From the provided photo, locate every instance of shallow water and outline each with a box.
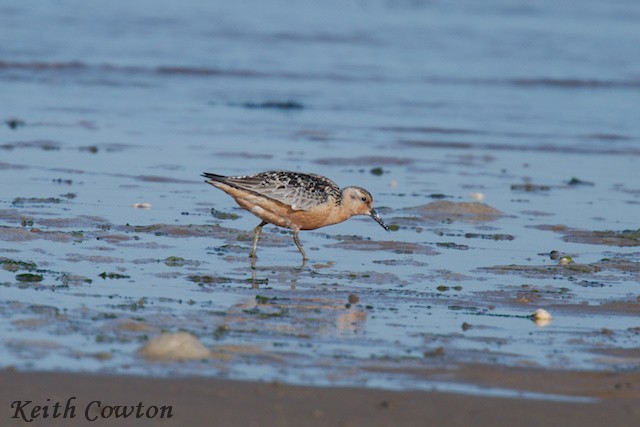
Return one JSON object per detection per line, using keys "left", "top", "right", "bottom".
{"left": 1, "top": 0, "right": 639, "bottom": 399}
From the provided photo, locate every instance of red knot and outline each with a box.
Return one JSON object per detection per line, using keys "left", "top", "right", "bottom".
{"left": 202, "top": 171, "right": 388, "bottom": 260}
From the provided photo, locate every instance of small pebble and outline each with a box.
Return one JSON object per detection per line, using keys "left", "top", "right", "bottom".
{"left": 348, "top": 293, "right": 359, "bottom": 304}
{"left": 378, "top": 400, "right": 391, "bottom": 409}
{"left": 423, "top": 346, "right": 445, "bottom": 357}
{"left": 139, "top": 332, "right": 210, "bottom": 361}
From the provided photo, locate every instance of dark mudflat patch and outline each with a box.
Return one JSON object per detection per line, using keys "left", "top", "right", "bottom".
{"left": 0, "top": 161, "right": 28, "bottom": 170}
{"left": 118, "top": 223, "right": 243, "bottom": 240}
{"left": 463, "top": 232, "right": 514, "bottom": 241}
{"left": 536, "top": 225, "right": 640, "bottom": 246}
{"left": 511, "top": 183, "right": 551, "bottom": 192}
{"left": 1, "top": 257, "right": 38, "bottom": 272}
{"left": 1, "top": 139, "right": 61, "bottom": 151}
{"left": 12, "top": 197, "right": 64, "bottom": 206}
{"left": 214, "top": 151, "right": 274, "bottom": 160}
{"left": 402, "top": 201, "right": 503, "bottom": 223}
{"left": 0, "top": 226, "right": 83, "bottom": 243}
{"left": 480, "top": 257, "right": 640, "bottom": 282}
{"left": 314, "top": 156, "right": 414, "bottom": 166}
{"left": 520, "top": 210, "right": 555, "bottom": 217}
{"left": 328, "top": 239, "right": 438, "bottom": 255}
{"left": 235, "top": 100, "right": 304, "bottom": 110}
{"left": 36, "top": 215, "right": 110, "bottom": 228}
{"left": 134, "top": 175, "right": 197, "bottom": 184}
{"left": 400, "top": 139, "right": 640, "bottom": 156}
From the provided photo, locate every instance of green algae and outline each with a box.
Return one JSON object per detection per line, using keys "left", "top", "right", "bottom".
{"left": 16, "top": 273, "right": 43, "bottom": 282}
{"left": 99, "top": 272, "right": 131, "bottom": 280}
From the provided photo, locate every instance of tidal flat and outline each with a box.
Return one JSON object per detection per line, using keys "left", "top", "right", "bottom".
{"left": 1, "top": 0, "right": 640, "bottom": 424}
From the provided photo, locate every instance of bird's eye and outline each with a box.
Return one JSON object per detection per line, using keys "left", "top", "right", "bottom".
{"left": 361, "top": 197, "right": 367, "bottom": 202}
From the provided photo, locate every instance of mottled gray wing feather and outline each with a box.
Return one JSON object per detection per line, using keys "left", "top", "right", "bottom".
{"left": 223, "top": 171, "right": 341, "bottom": 211}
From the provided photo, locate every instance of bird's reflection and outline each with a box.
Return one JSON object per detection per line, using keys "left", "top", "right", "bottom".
{"left": 249, "top": 257, "right": 307, "bottom": 290}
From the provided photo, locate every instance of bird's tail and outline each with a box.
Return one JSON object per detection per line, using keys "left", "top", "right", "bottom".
{"left": 201, "top": 172, "right": 227, "bottom": 182}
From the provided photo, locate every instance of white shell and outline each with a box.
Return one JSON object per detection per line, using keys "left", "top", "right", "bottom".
{"left": 532, "top": 308, "right": 553, "bottom": 320}
{"left": 532, "top": 308, "right": 553, "bottom": 326}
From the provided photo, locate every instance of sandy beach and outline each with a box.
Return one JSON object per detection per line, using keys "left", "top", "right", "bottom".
{"left": 3, "top": 367, "right": 640, "bottom": 427}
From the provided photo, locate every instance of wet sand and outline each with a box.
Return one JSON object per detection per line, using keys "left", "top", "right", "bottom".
{"left": 3, "top": 367, "right": 639, "bottom": 427}
{"left": 2, "top": 1, "right": 640, "bottom": 425}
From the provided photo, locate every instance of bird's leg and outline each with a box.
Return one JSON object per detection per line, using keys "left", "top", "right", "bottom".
{"left": 292, "top": 229, "right": 308, "bottom": 261}
{"left": 250, "top": 221, "right": 268, "bottom": 258}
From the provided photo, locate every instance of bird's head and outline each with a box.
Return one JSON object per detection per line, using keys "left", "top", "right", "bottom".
{"left": 342, "top": 187, "right": 389, "bottom": 231}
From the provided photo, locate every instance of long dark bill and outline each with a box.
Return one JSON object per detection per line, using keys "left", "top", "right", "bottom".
{"left": 369, "top": 208, "right": 389, "bottom": 231}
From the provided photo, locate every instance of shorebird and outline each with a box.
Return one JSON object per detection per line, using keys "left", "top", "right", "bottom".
{"left": 202, "top": 171, "right": 388, "bottom": 260}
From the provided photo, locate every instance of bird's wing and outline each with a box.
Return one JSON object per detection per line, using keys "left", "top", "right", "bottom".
{"left": 223, "top": 171, "right": 341, "bottom": 211}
